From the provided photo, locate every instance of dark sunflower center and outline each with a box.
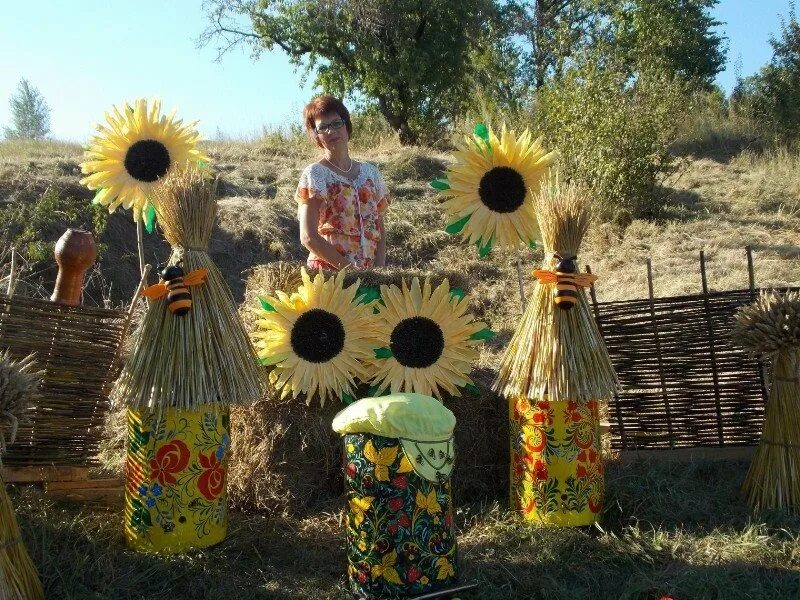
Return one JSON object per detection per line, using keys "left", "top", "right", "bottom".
{"left": 290, "top": 308, "right": 345, "bottom": 363}
{"left": 390, "top": 317, "right": 445, "bottom": 368}
{"left": 478, "top": 166, "right": 526, "bottom": 213}
{"left": 124, "top": 139, "right": 171, "bottom": 182}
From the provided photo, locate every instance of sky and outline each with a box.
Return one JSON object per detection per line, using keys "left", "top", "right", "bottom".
{"left": 0, "top": 0, "right": 795, "bottom": 141}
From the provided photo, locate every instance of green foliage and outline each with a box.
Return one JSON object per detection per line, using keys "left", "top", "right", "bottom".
{"left": 511, "top": 0, "right": 725, "bottom": 89}
{"left": 733, "top": 4, "right": 800, "bottom": 145}
{"left": 534, "top": 57, "right": 689, "bottom": 219}
{"left": 3, "top": 78, "right": 51, "bottom": 140}
{"left": 0, "top": 188, "right": 107, "bottom": 263}
{"left": 609, "top": 0, "right": 726, "bottom": 85}
{"left": 203, "top": 0, "right": 496, "bottom": 144}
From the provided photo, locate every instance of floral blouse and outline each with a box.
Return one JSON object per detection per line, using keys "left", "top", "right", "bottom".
{"left": 296, "top": 161, "right": 390, "bottom": 270}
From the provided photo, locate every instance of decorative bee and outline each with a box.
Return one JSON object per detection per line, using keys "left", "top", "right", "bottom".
{"left": 142, "top": 264, "right": 208, "bottom": 316}
{"left": 533, "top": 253, "right": 597, "bottom": 310}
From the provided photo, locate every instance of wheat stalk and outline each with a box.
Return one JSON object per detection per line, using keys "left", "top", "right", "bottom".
{"left": 735, "top": 290, "right": 800, "bottom": 511}
{"left": 113, "top": 168, "right": 264, "bottom": 413}
{"left": 494, "top": 181, "right": 618, "bottom": 402}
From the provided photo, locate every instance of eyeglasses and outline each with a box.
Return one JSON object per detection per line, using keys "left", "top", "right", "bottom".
{"left": 315, "top": 118, "right": 346, "bottom": 134}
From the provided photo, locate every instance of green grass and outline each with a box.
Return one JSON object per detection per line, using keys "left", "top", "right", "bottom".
{"left": 10, "top": 458, "right": 800, "bottom": 599}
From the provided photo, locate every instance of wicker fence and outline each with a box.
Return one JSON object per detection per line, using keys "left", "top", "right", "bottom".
{"left": 0, "top": 294, "right": 127, "bottom": 466}
{"left": 589, "top": 249, "right": 793, "bottom": 451}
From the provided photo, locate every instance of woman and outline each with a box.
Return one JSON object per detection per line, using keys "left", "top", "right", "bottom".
{"left": 296, "top": 96, "right": 390, "bottom": 271}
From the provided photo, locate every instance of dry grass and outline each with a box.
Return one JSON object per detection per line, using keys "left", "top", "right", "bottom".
{"left": 10, "top": 457, "right": 800, "bottom": 599}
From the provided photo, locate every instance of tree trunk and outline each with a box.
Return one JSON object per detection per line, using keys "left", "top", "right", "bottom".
{"left": 377, "top": 95, "right": 418, "bottom": 145}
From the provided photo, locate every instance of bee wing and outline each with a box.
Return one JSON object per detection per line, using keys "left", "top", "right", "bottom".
{"left": 532, "top": 269, "right": 558, "bottom": 284}
{"left": 141, "top": 282, "right": 168, "bottom": 299}
{"left": 183, "top": 268, "right": 209, "bottom": 286}
{"left": 574, "top": 273, "right": 598, "bottom": 287}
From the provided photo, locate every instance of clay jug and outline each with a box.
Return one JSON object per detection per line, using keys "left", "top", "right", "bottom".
{"left": 51, "top": 229, "right": 97, "bottom": 306}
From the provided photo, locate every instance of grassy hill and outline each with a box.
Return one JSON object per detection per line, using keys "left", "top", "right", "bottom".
{"left": 1, "top": 135, "right": 798, "bottom": 313}
{"left": 3, "top": 134, "right": 800, "bottom": 598}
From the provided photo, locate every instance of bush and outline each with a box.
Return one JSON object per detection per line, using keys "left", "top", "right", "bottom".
{"left": 533, "top": 61, "right": 689, "bottom": 220}
{"left": 0, "top": 187, "right": 107, "bottom": 263}
{"left": 732, "top": 6, "right": 800, "bottom": 146}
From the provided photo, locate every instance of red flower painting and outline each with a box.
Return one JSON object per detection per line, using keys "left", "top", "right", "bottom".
{"left": 149, "top": 440, "right": 190, "bottom": 486}
{"left": 198, "top": 450, "right": 226, "bottom": 501}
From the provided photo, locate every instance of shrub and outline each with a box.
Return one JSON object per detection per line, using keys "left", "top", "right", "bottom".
{"left": 533, "top": 61, "right": 689, "bottom": 220}
{"left": 0, "top": 187, "right": 107, "bottom": 263}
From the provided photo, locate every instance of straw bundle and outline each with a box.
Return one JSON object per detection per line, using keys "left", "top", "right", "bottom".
{"left": 112, "top": 168, "right": 263, "bottom": 411}
{"left": 493, "top": 182, "right": 617, "bottom": 402}
{"left": 0, "top": 350, "right": 44, "bottom": 600}
{"left": 734, "top": 290, "right": 800, "bottom": 511}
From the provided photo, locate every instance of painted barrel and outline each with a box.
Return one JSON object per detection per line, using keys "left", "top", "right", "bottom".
{"left": 124, "top": 405, "right": 230, "bottom": 554}
{"left": 509, "top": 396, "right": 604, "bottom": 526}
{"left": 334, "top": 394, "right": 459, "bottom": 599}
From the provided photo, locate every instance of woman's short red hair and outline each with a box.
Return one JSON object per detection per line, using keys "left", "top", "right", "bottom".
{"left": 303, "top": 95, "right": 353, "bottom": 146}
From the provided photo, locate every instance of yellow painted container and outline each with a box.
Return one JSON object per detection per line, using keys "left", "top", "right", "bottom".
{"left": 124, "top": 405, "right": 230, "bottom": 554}
{"left": 509, "top": 396, "right": 603, "bottom": 526}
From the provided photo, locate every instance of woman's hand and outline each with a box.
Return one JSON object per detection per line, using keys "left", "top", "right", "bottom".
{"left": 375, "top": 215, "right": 387, "bottom": 267}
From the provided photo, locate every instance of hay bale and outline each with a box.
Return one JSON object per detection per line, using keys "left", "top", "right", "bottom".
{"left": 228, "top": 395, "right": 343, "bottom": 514}
{"left": 227, "top": 369, "right": 509, "bottom": 515}
{"left": 227, "top": 262, "right": 508, "bottom": 515}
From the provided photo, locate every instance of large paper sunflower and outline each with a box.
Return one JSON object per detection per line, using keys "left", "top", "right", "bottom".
{"left": 80, "top": 99, "right": 208, "bottom": 222}
{"left": 368, "top": 277, "right": 493, "bottom": 400}
{"left": 432, "top": 123, "right": 555, "bottom": 256}
{"left": 253, "top": 268, "right": 378, "bottom": 406}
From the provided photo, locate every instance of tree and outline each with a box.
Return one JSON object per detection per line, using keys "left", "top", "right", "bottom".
{"left": 201, "top": 0, "right": 497, "bottom": 144}
{"left": 3, "top": 78, "right": 51, "bottom": 140}
{"left": 512, "top": 0, "right": 725, "bottom": 89}
{"left": 609, "top": 0, "right": 726, "bottom": 85}
{"left": 733, "top": 4, "right": 800, "bottom": 144}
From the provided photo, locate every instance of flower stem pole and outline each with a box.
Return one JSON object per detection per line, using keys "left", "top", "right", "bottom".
{"left": 136, "top": 218, "right": 146, "bottom": 279}
{"left": 516, "top": 253, "right": 526, "bottom": 307}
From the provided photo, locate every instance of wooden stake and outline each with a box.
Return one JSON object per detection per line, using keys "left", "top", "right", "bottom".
{"left": 6, "top": 247, "right": 16, "bottom": 297}
{"left": 700, "top": 250, "right": 725, "bottom": 445}
{"left": 746, "top": 245, "right": 756, "bottom": 295}
{"left": 515, "top": 254, "right": 526, "bottom": 307}
{"left": 647, "top": 258, "right": 674, "bottom": 447}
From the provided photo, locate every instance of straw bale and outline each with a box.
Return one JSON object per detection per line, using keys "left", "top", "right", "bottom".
{"left": 227, "top": 368, "right": 508, "bottom": 515}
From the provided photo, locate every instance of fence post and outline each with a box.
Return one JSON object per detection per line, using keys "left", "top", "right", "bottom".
{"left": 647, "top": 259, "right": 674, "bottom": 447}
{"left": 745, "top": 246, "right": 770, "bottom": 407}
{"left": 746, "top": 245, "right": 756, "bottom": 295}
{"left": 700, "top": 251, "right": 725, "bottom": 446}
{"left": 585, "top": 265, "right": 627, "bottom": 449}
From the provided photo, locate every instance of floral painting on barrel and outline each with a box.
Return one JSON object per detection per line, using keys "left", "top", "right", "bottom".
{"left": 344, "top": 432, "right": 458, "bottom": 598}
{"left": 510, "top": 397, "right": 604, "bottom": 525}
{"left": 125, "top": 407, "right": 230, "bottom": 553}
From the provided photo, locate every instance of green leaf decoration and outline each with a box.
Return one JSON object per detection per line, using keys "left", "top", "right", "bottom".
{"left": 477, "top": 234, "right": 494, "bottom": 258}
{"left": 474, "top": 123, "right": 489, "bottom": 143}
{"left": 464, "top": 383, "right": 481, "bottom": 395}
{"left": 469, "top": 328, "right": 496, "bottom": 341}
{"left": 129, "top": 422, "right": 150, "bottom": 454}
{"left": 529, "top": 239, "right": 537, "bottom": 249}
{"left": 258, "top": 296, "right": 276, "bottom": 312}
{"left": 342, "top": 392, "right": 356, "bottom": 405}
{"left": 450, "top": 288, "right": 465, "bottom": 301}
{"left": 92, "top": 189, "right": 105, "bottom": 204}
{"left": 197, "top": 160, "right": 207, "bottom": 168}
{"left": 258, "top": 352, "right": 288, "bottom": 366}
{"left": 368, "top": 385, "right": 389, "bottom": 397}
{"left": 445, "top": 213, "right": 471, "bottom": 235}
{"left": 144, "top": 202, "right": 156, "bottom": 234}
{"left": 374, "top": 347, "right": 393, "bottom": 359}
{"left": 356, "top": 286, "right": 381, "bottom": 305}
{"left": 430, "top": 178, "right": 450, "bottom": 191}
